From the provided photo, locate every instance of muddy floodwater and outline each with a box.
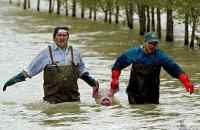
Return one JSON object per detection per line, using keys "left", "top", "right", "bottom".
{"left": 0, "top": 1, "right": 200, "bottom": 130}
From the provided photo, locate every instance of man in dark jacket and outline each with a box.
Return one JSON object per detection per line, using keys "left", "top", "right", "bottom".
{"left": 107, "top": 32, "right": 193, "bottom": 104}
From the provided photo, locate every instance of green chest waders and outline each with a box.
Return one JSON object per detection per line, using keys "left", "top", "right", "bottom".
{"left": 127, "top": 62, "right": 161, "bottom": 104}
{"left": 43, "top": 46, "right": 80, "bottom": 104}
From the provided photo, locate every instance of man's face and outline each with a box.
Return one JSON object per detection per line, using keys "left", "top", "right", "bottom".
{"left": 54, "top": 31, "right": 69, "bottom": 48}
{"left": 144, "top": 42, "right": 158, "bottom": 54}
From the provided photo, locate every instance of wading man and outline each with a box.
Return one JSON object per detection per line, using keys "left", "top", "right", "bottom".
{"left": 108, "top": 32, "right": 193, "bottom": 104}
{"left": 3, "top": 26, "right": 99, "bottom": 104}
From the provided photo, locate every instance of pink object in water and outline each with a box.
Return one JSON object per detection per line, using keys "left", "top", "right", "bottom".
{"left": 100, "top": 96, "right": 112, "bottom": 106}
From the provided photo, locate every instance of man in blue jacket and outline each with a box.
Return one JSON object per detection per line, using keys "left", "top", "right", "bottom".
{"left": 108, "top": 32, "right": 193, "bottom": 104}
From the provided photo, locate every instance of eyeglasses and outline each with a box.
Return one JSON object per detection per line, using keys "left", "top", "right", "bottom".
{"left": 148, "top": 41, "right": 158, "bottom": 46}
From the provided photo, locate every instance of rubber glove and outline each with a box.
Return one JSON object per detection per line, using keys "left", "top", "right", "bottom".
{"left": 179, "top": 73, "right": 193, "bottom": 94}
{"left": 92, "top": 80, "right": 99, "bottom": 98}
{"left": 80, "top": 72, "right": 96, "bottom": 86}
{"left": 3, "top": 72, "right": 27, "bottom": 91}
{"left": 109, "top": 69, "right": 120, "bottom": 97}
{"left": 80, "top": 72, "right": 99, "bottom": 98}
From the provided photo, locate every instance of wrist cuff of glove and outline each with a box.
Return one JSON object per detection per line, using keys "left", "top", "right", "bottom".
{"left": 179, "top": 73, "right": 189, "bottom": 84}
{"left": 112, "top": 69, "right": 120, "bottom": 80}
{"left": 80, "top": 72, "right": 96, "bottom": 87}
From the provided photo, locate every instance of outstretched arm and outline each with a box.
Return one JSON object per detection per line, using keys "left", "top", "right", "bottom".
{"left": 109, "top": 48, "right": 138, "bottom": 96}
{"left": 3, "top": 71, "right": 29, "bottom": 91}
{"left": 3, "top": 47, "right": 49, "bottom": 92}
{"left": 160, "top": 51, "right": 193, "bottom": 93}
{"left": 78, "top": 50, "right": 99, "bottom": 98}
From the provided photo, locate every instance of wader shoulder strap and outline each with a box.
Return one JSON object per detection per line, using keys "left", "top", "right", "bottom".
{"left": 69, "top": 46, "right": 75, "bottom": 66}
{"left": 48, "top": 45, "right": 55, "bottom": 64}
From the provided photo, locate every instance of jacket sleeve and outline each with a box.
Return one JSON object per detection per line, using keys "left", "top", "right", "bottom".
{"left": 112, "top": 48, "right": 138, "bottom": 70}
{"left": 159, "top": 50, "right": 184, "bottom": 78}
{"left": 26, "top": 47, "right": 50, "bottom": 77}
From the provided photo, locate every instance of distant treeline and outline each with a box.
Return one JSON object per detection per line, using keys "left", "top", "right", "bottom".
{"left": 9, "top": 0, "right": 200, "bottom": 48}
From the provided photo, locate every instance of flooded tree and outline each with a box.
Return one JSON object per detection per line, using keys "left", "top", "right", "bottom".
{"left": 115, "top": 0, "right": 120, "bottom": 24}
{"left": 65, "top": 0, "right": 69, "bottom": 16}
{"left": 190, "top": 9, "right": 199, "bottom": 48}
{"left": 146, "top": 6, "right": 150, "bottom": 32}
{"left": 72, "top": 0, "right": 76, "bottom": 17}
{"left": 49, "top": 0, "right": 53, "bottom": 13}
{"left": 23, "top": 0, "right": 27, "bottom": 9}
{"left": 184, "top": 14, "right": 189, "bottom": 46}
{"left": 17, "top": 0, "right": 21, "bottom": 7}
{"left": 137, "top": 3, "right": 146, "bottom": 35}
{"left": 27, "top": 0, "right": 30, "bottom": 8}
{"left": 98, "top": 0, "right": 108, "bottom": 22}
{"left": 37, "top": 0, "right": 40, "bottom": 11}
{"left": 175, "top": 0, "right": 200, "bottom": 48}
{"left": 125, "top": 0, "right": 134, "bottom": 29}
{"left": 151, "top": 7, "right": 155, "bottom": 32}
{"left": 48, "top": 0, "right": 55, "bottom": 13}
{"left": 9, "top": 0, "right": 200, "bottom": 47}
{"left": 80, "top": 0, "right": 85, "bottom": 18}
{"left": 156, "top": 8, "right": 161, "bottom": 39}
{"left": 56, "top": 0, "right": 61, "bottom": 15}
{"left": 166, "top": 9, "right": 174, "bottom": 42}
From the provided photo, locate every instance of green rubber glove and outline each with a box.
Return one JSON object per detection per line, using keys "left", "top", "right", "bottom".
{"left": 3, "top": 72, "right": 27, "bottom": 91}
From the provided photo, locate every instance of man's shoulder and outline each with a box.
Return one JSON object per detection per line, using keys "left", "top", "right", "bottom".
{"left": 155, "top": 48, "right": 165, "bottom": 54}
{"left": 69, "top": 46, "right": 81, "bottom": 55}
{"left": 127, "top": 46, "right": 141, "bottom": 53}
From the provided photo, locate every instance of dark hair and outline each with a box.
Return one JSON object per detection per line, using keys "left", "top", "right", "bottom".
{"left": 53, "top": 26, "right": 69, "bottom": 38}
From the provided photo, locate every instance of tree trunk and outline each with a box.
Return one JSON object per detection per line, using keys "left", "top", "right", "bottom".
{"left": 81, "top": 1, "right": 85, "bottom": 18}
{"left": 23, "top": 0, "right": 27, "bottom": 10}
{"left": 128, "top": 0, "right": 134, "bottom": 29}
{"left": 156, "top": 8, "right": 161, "bottom": 39}
{"left": 108, "top": 7, "right": 112, "bottom": 24}
{"left": 190, "top": 21, "right": 195, "bottom": 48}
{"left": 52, "top": 0, "right": 55, "bottom": 12}
{"left": 65, "top": 0, "right": 68, "bottom": 16}
{"left": 27, "top": 0, "right": 30, "bottom": 8}
{"left": 89, "top": 7, "right": 92, "bottom": 19}
{"left": 190, "top": 15, "right": 197, "bottom": 48}
{"left": 115, "top": 4, "right": 119, "bottom": 24}
{"left": 49, "top": 0, "right": 53, "bottom": 13}
{"left": 9, "top": 0, "right": 12, "bottom": 4}
{"left": 72, "top": 0, "right": 76, "bottom": 17}
{"left": 184, "top": 14, "right": 189, "bottom": 46}
{"left": 125, "top": 5, "right": 130, "bottom": 27}
{"left": 107, "top": 1, "right": 112, "bottom": 24}
{"left": 146, "top": 6, "right": 150, "bottom": 32}
{"left": 17, "top": 0, "right": 21, "bottom": 6}
{"left": 151, "top": 7, "right": 155, "bottom": 31}
{"left": 138, "top": 4, "right": 146, "bottom": 35}
{"left": 166, "top": 9, "right": 174, "bottom": 42}
{"left": 104, "top": 10, "right": 108, "bottom": 22}
{"left": 93, "top": 8, "right": 97, "bottom": 21}
{"left": 56, "top": 0, "right": 61, "bottom": 15}
{"left": 37, "top": 0, "right": 40, "bottom": 11}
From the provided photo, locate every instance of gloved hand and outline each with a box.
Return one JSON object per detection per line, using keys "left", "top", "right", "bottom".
{"left": 179, "top": 73, "right": 193, "bottom": 94}
{"left": 109, "top": 69, "right": 120, "bottom": 97}
{"left": 3, "top": 72, "right": 26, "bottom": 91}
{"left": 92, "top": 80, "right": 99, "bottom": 98}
